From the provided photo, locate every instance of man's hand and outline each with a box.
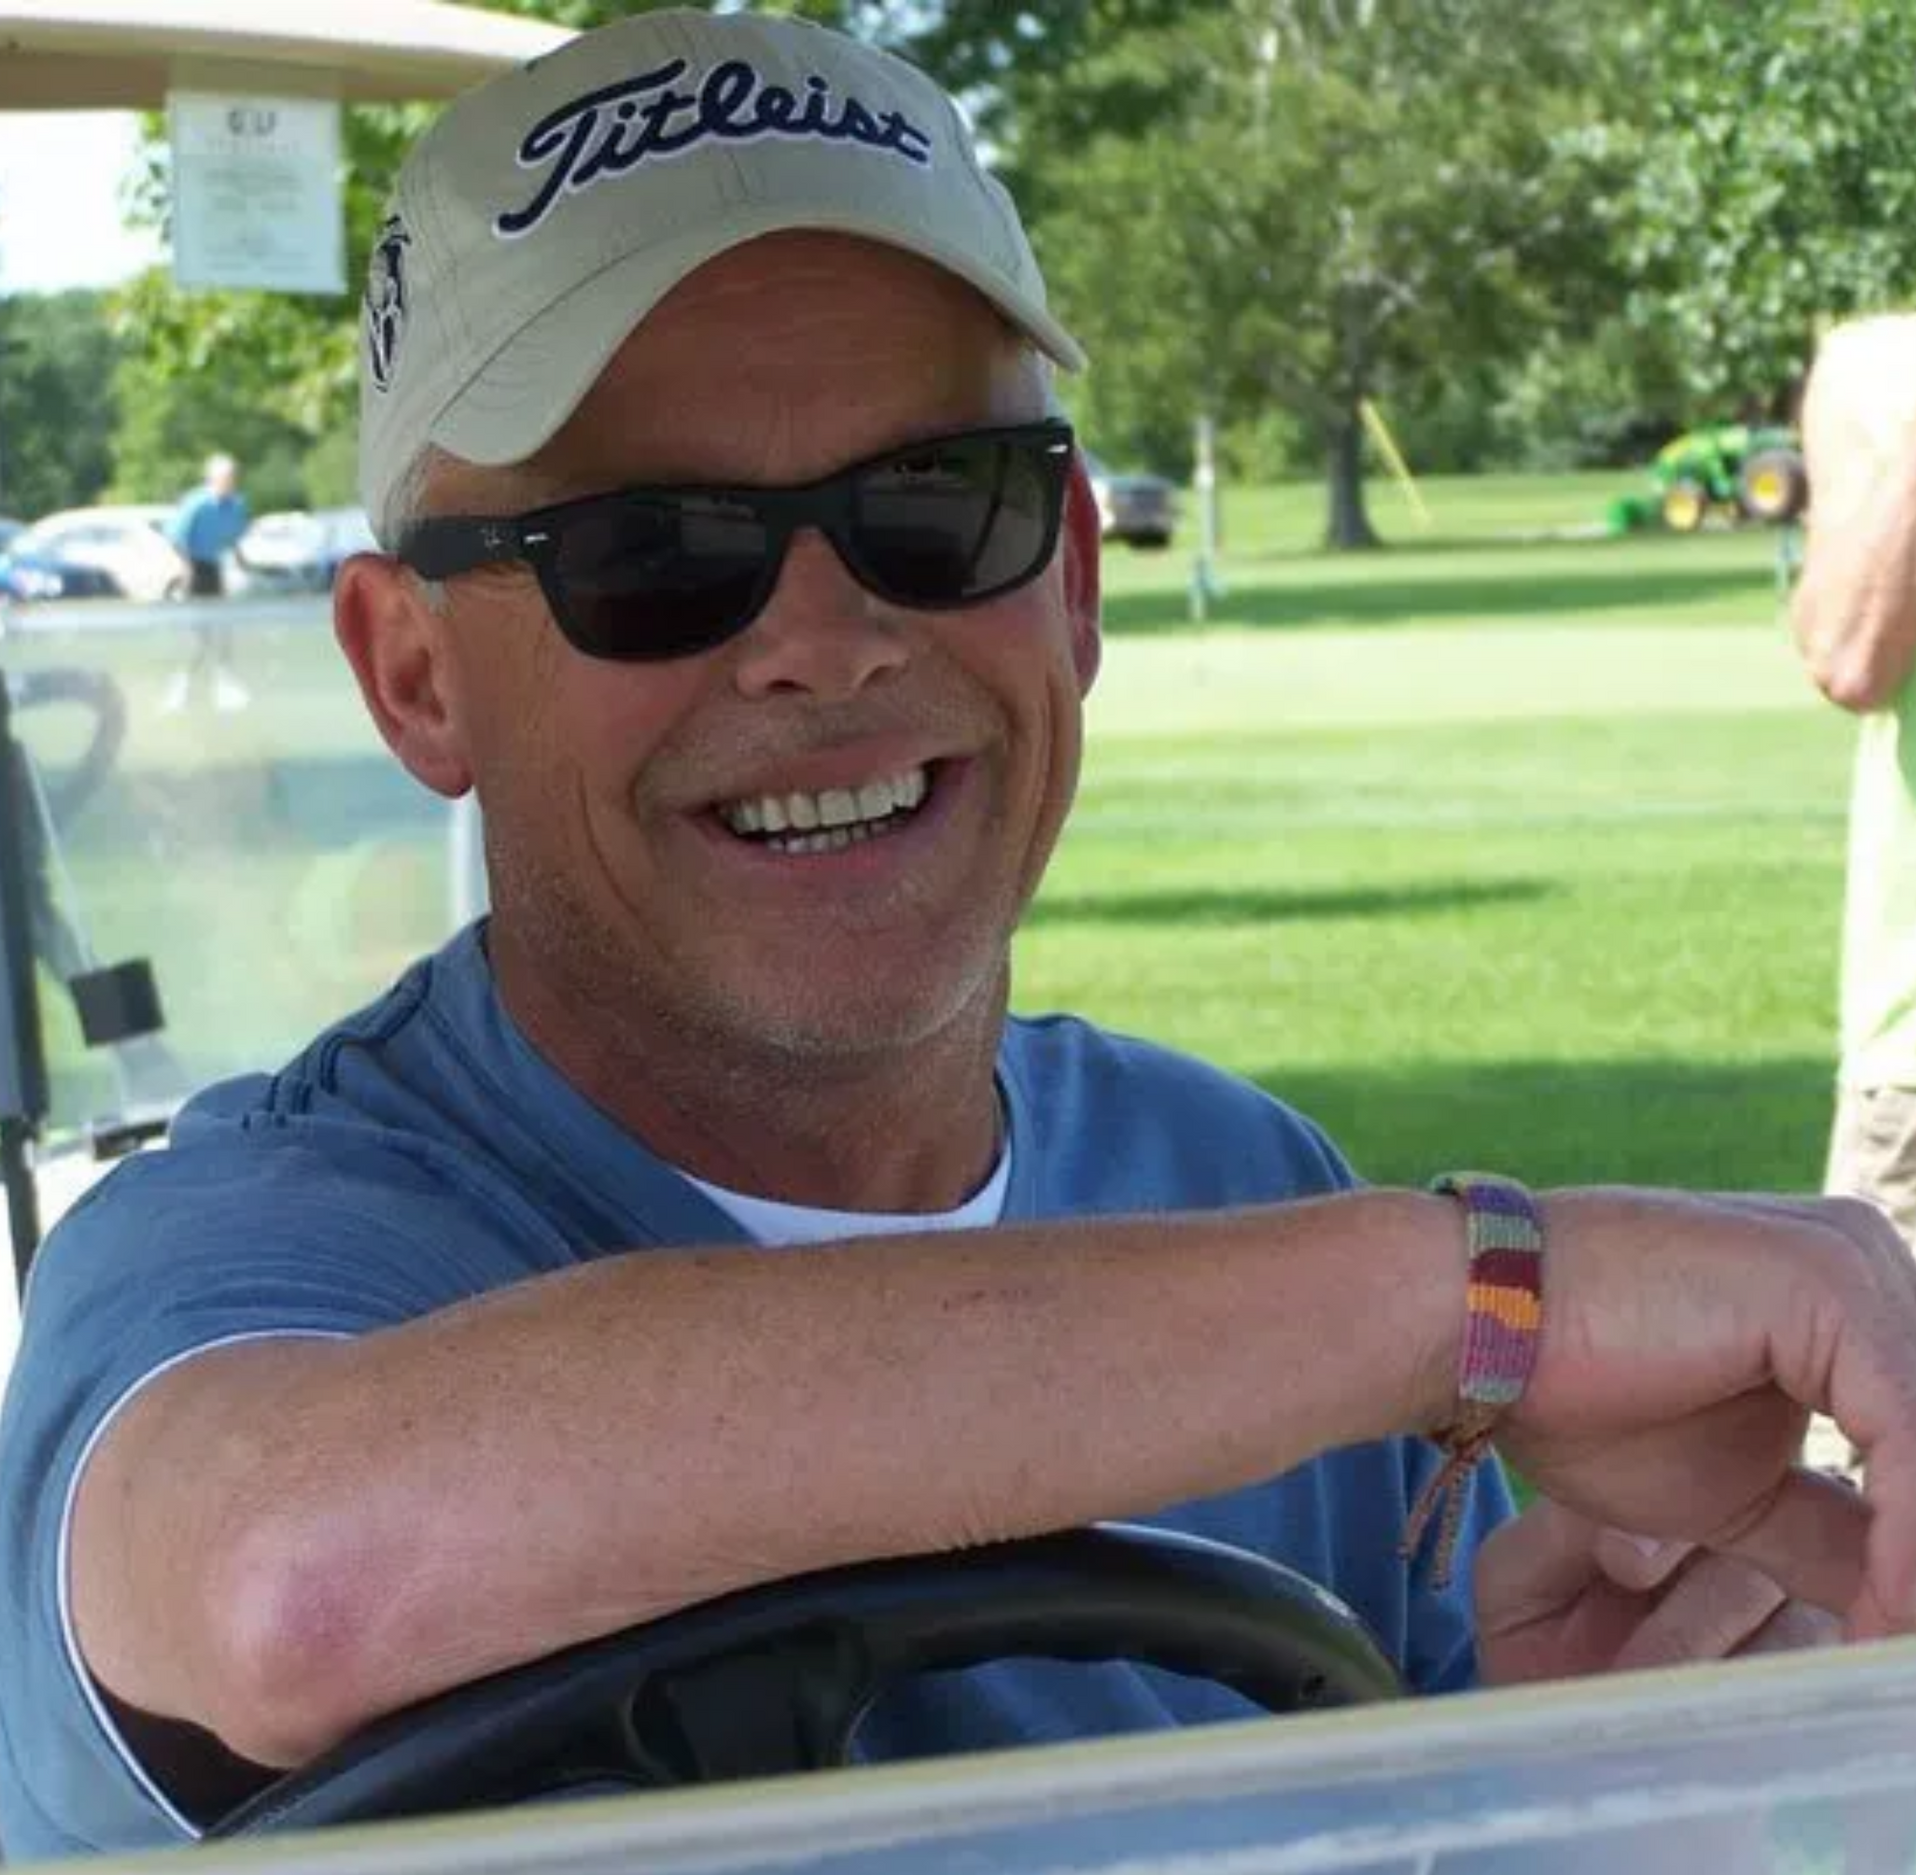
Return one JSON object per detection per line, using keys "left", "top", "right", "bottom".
{"left": 1493, "top": 1190, "right": 1916, "bottom": 1642}
{"left": 1476, "top": 1497, "right": 1843, "bottom": 1685}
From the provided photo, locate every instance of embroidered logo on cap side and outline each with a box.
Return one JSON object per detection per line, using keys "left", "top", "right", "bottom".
{"left": 496, "top": 57, "right": 934, "bottom": 240}
{"left": 364, "top": 216, "right": 413, "bottom": 394}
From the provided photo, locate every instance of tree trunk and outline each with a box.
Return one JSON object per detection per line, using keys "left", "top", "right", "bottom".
{"left": 1323, "top": 402, "right": 1380, "bottom": 550}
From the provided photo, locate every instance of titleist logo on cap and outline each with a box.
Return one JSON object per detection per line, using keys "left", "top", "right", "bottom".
{"left": 496, "top": 57, "right": 937, "bottom": 241}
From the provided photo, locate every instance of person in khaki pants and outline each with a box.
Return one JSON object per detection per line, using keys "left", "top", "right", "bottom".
{"left": 1793, "top": 316, "right": 1916, "bottom": 1473}
{"left": 1793, "top": 315, "right": 1916, "bottom": 1242}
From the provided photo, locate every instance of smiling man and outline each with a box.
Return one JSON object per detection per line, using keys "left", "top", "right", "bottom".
{"left": 6, "top": 10, "right": 1916, "bottom": 1864}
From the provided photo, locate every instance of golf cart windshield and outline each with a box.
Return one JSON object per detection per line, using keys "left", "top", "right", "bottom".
{"left": 0, "top": 589, "right": 468, "bottom": 1277}
{"left": 50, "top": 1638, "right": 1916, "bottom": 1875}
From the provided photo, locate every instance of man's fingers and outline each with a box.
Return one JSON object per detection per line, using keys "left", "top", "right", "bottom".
{"left": 1739, "top": 1595, "right": 1842, "bottom": 1657}
{"left": 1705, "top": 1465, "right": 1871, "bottom": 1622}
{"left": 1593, "top": 1523, "right": 1695, "bottom": 1591}
{"left": 1691, "top": 1191, "right": 1916, "bottom": 1634}
{"left": 1610, "top": 1550, "right": 1788, "bottom": 1672}
{"left": 1474, "top": 1498, "right": 1604, "bottom": 1635}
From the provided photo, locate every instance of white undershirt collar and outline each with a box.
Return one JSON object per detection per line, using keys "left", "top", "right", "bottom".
{"left": 682, "top": 1139, "right": 1011, "bottom": 1246}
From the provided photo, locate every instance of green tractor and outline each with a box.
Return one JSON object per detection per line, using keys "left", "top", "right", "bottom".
{"left": 1607, "top": 423, "right": 1809, "bottom": 535}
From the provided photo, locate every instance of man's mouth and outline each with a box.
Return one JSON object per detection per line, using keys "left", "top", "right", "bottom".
{"left": 717, "top": 765, "right": 931, "bottom": 855}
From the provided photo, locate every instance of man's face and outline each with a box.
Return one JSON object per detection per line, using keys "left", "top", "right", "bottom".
{"left": 381, "top": 234, "right": 1100, "bottom": 1073}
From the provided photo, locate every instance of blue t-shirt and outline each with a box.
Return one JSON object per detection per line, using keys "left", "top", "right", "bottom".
{"left": 165, "top": 487, "right": 249, "bottom": 563}
{"left": 0, "top": 924, "right": 1510, "bottom": 1859}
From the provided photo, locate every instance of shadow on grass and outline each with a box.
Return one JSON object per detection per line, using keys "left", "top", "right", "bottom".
{"left": 1216, "top": 528, "right": 1766, "bottom": 564}
{"left": 1026, "top": 880, "right": 1549, "bottom": 929}
{"left": 1258, "top": 1055, "right": 1834, "bottom": 1193}
{"left": 1102, "top": 562, "right": 1774, "bottom": 636}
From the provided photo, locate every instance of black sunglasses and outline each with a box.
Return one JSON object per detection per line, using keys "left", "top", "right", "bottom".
{"left": 395, "top": 420, "right": 1076, "bottom": 664}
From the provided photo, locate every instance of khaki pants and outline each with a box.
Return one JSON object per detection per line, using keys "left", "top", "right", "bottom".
{"left": 1826, "top": 1082, "right": 1916, "bottom": 1246}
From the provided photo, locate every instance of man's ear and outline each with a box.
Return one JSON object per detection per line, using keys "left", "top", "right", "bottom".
{"left": 1062, "top": 454, "right": 1103, "bottom": 696}
{"left": 333, "top": 555, "right": 474, "bottom": 799}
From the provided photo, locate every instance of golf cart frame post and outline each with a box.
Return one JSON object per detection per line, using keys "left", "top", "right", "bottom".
{"left": 0, "top": 673, "right": 49, "bottom": 1291}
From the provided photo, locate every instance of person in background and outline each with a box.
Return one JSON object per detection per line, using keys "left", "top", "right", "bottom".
{"left": 160, "top": 451, "right": 251, "bottom": 714}
{"left": 1791, "top": 314, "right": 1916, "bottom": 1245}
{"left": 1788, "top": 314, "right": 1916, "bottom": 1476}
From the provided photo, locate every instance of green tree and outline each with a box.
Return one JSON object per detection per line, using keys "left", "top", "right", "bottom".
{"left": 0, "top": 291, "right": 123, "bottom": 519}
{"left": 1023, "top": 0, "right": 1633, "bottom": 546}
{"left": 1614, "top": 0, "right": 1916, "bottom": 419}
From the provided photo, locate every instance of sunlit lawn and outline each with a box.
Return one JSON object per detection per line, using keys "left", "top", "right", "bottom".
{"left": 1013, "top": 471, "right": 1849, "bottom": 1191}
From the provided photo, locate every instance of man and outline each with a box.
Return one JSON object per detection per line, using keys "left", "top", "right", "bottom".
{"left": 1792, "top": 314, "right": 1916, "bottom": 1244}
{"left": 161, "top": 452, "right": 251, "bottom": 714}
{"left": 3, "top": 12, "right": 1916, "bottom": 1861}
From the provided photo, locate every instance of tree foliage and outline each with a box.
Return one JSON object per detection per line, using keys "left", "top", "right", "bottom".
{"left": 1023, "top": 0, "right": 1633, "bottom": 543}
{"left": 1613, "top": 0, "right": 1916, "bottom": 418}
{"left": 0, "top": 293, "right": 123, "bottom": 518}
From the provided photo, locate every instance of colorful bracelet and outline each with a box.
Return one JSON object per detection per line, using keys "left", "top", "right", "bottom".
{"left": 1399, "top": 1171, "right": 1546, "bottom": 1586}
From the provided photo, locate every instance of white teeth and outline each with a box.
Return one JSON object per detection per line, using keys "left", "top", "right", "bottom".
{"left": 720, "top": 766, "right": 930, "bottom": 846}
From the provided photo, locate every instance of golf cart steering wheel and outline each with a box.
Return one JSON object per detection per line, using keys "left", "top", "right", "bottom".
{"left": 211, "top": 1523, "right": 1403, "bottom": 1836}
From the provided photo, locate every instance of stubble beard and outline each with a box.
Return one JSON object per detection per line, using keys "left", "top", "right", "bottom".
{"left": 487, "top": 835, "right": 1013, "bottom": 1095}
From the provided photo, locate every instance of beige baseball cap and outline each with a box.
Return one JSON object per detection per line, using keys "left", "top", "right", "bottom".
{"left": 358, "top": 7, "right": 1086, "bottom": 541}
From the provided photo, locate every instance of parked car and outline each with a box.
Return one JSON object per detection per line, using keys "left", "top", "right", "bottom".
{"left": 235, "top": 505, "right": 379, "bottom": 594}
{"left": 1083, "top": 450, "right": 1178, "bottom": 548}
{"left": 9, "top": 504, "right": 186, "bottom": 602}
{"left": 232, "top": 510, "right": 330, "bottom": 594}
{"left": 0, "top": 513, "right": 123, "bottom": 601}
{"left": 0, "top": 539, "right": 122, "bottom": 601}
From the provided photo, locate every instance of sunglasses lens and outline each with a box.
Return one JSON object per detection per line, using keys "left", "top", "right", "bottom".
{"left": 852, "top": 434, "right": 1064, "bottom": 606}
{"left": 553, "top": 497, "right": 768, "bottom": 661}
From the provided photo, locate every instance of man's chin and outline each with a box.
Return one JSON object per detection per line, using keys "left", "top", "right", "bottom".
{"left": 704, "top": 958, "right": 1006, "bottom": 1067}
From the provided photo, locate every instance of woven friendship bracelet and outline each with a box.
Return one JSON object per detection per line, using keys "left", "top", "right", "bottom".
{"left": 1399, "top": 1171, "right": 1546, "bottom": 1586}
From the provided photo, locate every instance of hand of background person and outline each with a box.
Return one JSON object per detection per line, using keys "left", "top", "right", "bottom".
{"left": 1474, "top": 1496, "right": 1841, "bottom": 1685}
{"left": 1489, "top": 1190, "right": 1916, "bottom": 1641}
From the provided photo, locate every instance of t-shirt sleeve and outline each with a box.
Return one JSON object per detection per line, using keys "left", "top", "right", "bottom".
{"left": 0, "top": 1133, "right": 551, "bottom": 1857}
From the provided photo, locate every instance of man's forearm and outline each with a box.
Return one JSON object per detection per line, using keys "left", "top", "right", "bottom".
{"left": 71, "top": 1190, "right": 1463, "bottom": 1767}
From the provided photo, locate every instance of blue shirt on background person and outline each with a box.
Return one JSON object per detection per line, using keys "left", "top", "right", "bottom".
{"left": 164, "top": 454, "right": 248, "bottom": 588}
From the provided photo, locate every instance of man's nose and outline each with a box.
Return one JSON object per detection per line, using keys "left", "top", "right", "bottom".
{"left": 729, "top": 529, "right": 911, "bottom": 701}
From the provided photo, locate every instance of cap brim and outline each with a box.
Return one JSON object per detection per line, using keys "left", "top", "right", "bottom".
{"left": 430, "top": 207, "right": 1087, "bottom": 470}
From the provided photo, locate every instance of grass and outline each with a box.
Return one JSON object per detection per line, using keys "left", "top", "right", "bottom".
{"left": 12, "top": 469, "right": 1850, "bottom": 1193}
{"left": 1012, "top": 472, "right": 1846, "bottom": 1191}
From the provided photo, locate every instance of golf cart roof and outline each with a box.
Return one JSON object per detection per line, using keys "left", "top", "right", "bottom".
{"left": 55, "top": 1636, "right": 1916, "bottom": 1874}
{"left": 0, "top": 1, "right": 570, "bottom": 108}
